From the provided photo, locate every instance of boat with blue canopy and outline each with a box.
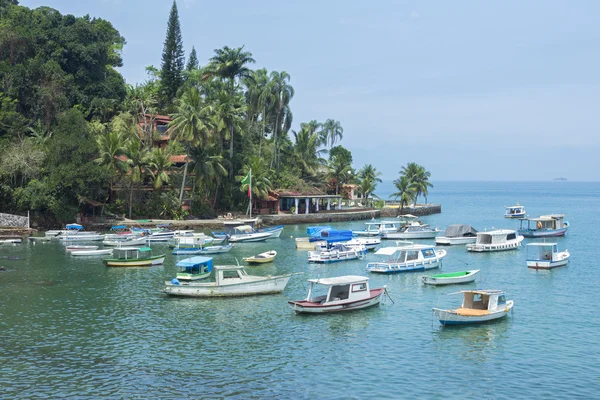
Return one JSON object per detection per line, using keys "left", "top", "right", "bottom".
{"left": 175, "top": 256, "right": 213, "bottom": 281}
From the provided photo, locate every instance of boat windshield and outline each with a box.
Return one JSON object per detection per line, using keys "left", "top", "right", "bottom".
{"left": 328, "top": 284, "right": 350, "bottom": 302}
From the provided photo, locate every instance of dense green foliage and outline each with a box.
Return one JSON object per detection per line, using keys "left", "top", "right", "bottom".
{"left": 0, "top": 0, "right": 430, "bottom": 226}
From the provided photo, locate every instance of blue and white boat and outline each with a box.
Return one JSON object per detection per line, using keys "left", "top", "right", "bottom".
{"left": 518, "top": 214, "right": 569, "bottom": 238}
{"left": 308, "top": 242, "right": 366, "bottom": 263}
{"left": 366, "top": 242, "right": 446, "bottom": 274}
{"left": 352, "top": 221, "right": 400, "bottom": 237}
{"left": 433, "top": 290, "right": 514, "bottom": 326}
{"left": 257, "top": 225, "right": 284, "bottom": 239}
{"left": 172, "top": 244, "right": 233, "bottom": 255}
{"left": 504, "top": 203, "right": 526, "bottom": 218}
{"left": 175, "top": 256, "right": 213, "bottom": 281}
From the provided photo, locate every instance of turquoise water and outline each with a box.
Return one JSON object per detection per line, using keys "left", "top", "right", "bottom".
{"left": 1, "top": 181, "right": 599, "bottom": 398}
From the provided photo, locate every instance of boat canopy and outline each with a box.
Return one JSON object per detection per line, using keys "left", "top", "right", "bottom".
{"left": 308, "top": 275, "right": 369, "bottom": 285}
{"left": 312, "top": 229, "right": 353, "bottom": 243}
{"left": 307, "top": 226, "right": 333, "bottom": 237}
{"left": 375, "top": 247, "right": 401, "bottom": 256}
{"left": 110, "top": 225, "right": 127, "bottom": 230}
{"left": 442, "top": 224, "right": 478, "bottom": 238}
{"left": 234, "top": 225, "right": 254, "bottom": 233}
{"left": 177, "top": 256, "right": 213, "bottom": 268}
{"left": 65, "top": 224, "right": 83, "bottom": 230}
{"left": 476, "top": 230, "right": 518, "bottom": 244}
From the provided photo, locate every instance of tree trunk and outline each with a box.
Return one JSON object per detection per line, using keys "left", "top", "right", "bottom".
{"left": 229, "top": 123, "right": 234, "bottom": 176}
{"left": 179, "top": 156, "right": 189, "bottom": 206}
{"left": 270, "top": 111, "right": 280, "bottom": 170}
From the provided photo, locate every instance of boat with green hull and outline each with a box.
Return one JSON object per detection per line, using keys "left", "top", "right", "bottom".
{"left": 103, "top": 247, "right": 165, "bottom": 267}
{"left": 422, "top": 269, "right": 480, "bottom": 286}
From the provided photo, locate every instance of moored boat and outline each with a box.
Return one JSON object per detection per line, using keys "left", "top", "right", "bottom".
{"left": 103, "top": 236, "right": 147, "bottom": 247}
{"left": 66, "top": 245, "right": 99, "bottom": 251}
{"left": 381, "top": 221, "right": 439, "bottom": 240}
{"left": 504, "top": 203, "right": 526, "bottom": 218}
{"left": 435, "top": 224, "right": 478, "bottom": 245}
{"left": 71, "top": 249, "right": 113, "bottom": 257}
{"left": 466, "top": 229, "right": 524, "bottom": 252}
{"left": 103, "top": 247, "right": 165, "bottom": 267}
{"left": 164, "top": 265, "right": 294, "bottom": 297}
{"left": 308, "top": 243, "right": 366, "bottom": 263}
{"left": 526, "top": 243, "right": 570, "bottom": 269}
{"left": 227, "top": 225, "right": 272, "bottom": 243}
{"left": 243, "top": 250, "right": 277, "bottom": 264}
{"left": 175, "top": 256, "right": 213, "bottom": 281}
{"left": 288, "top": 276, "right": 386, "bottom": 313}
{"left": 352, "top": 221, "right": 400, "bottom": 237}
{"left": 518, "top": 214, "right": 569, "bottom": 238}
{"left": 433, "top": 289, "right": 514, "bottom": 326}
{"left": 422, "top": 269, "right": 480, "bottom": 286}
{"left": 0, "top": 238, "right": 22, "bottom": 244}
{"left": 257, "top": 225, "right": 284, "bottom": 238}
{"left": 344, "top": 237, "right": 381, "bottom": 251}
{"left": 366, "top": 242, "right": 446, "bottom": 274}
{"left": 172, "top": 244, "right": 233, "bottom": 255}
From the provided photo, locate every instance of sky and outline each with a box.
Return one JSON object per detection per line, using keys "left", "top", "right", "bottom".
{"left": 19, "top": 0, "right": 600, "bottom": 181}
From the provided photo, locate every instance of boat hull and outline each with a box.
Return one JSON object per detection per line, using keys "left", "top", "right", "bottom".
{"left": 434, "top": 301, "right": 513, "bottom": 326}
{"left": 258, "top": 225, "right": 284, "bottom": 238}
{"left": 71, "top": 249, "right": 113, "bottom": 256}
{"left": 382, "top": 231, "right": 438, "bottom": 239}
{"left": 466, "top": 237, "right": 524, "bottom": 252}
{"left": 366, "top": 259, "right": 442, "bottom": 273}
{"left": 518, "top": 228, "right": 568, "bottom": 238}
{"left": 435, "top": 236, "right": 477, "bottom": 245}
{"left": 289, "top": 288, "right": 385, "bottom": 313}
{"left": 308, "top": 250, "right": 363, "bottom": 263}
{"left": 163, "top": 274, "right": 292, "bottom": 297}
{"left": 527, "top": 252, "right": 570, "bottom": 269}
{"left": 173, "top": 245, "right": 233, "bottom": 255}
{"left": 103, "top": 255, "right": 165, "bottom": 267}
{"left": 228, "top": 232, "right": 272, "bottom": 242}
{"left": 422, "top": 270, "right": 480, "bottom": 285}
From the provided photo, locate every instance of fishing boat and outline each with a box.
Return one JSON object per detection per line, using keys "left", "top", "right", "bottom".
{"left": 167, "top": 235, "right": 212, "bottom": 249}
{"left": 435, "top": 224, "right": 478, "bottom": 245}
{"left": 243, "top": 250, "right": 277, "bottom": 264}
{"left": 0, "top": 238, "right": 22, "bottom": 244}
{"left": 518, "top": 214, "right": 569, "bottom": 238}
{"left": 308, "top": 242, "right": 366, "bottom": 263}
{"left": 397, "top": 214, "right": 419, "bottom": 224}
{"left": 422, "top": 269, "right": 480, "bottom": 286}
{"left": 45, "top": 223, "right": 97, "bottom": 238}
{"left": 344, "top": 237, "right": 381, "bottom": 251}
{"left": 65, "top": 245, "right": 98, "bottom": 251}
{"left": 352, "top": 221, "right": 400, "bottom": 237}
{"left": 257, "top": 225, "right": 284, "bottom": 238}
{"left": 466, "top": 229, "right": 524, "bottom": 252}
{"left": 163, "top": 265, "right": 294, "bottom": 297}
{"left": 70, "top": 249, "right": 113, "bottom": 257}
{"left": 172, "top": 244, "right": 233, "bottom": 256}
{"left": 288, "top": 276, "right": 386, "bottom": 313}
{"left": 59, "top": 233, "right": 105, "bottom": 242}
{"left": 103, "top": 247, "right": 165, "bottom": 267}
{"left": 433, "top": 289, "right": 514, "bottom": 326}
{"left": 103, "top": 236, "right": 147, "bottom": 247}
{"left": 504, "top": 203, "right": 526, "bottom": 218}
{"left": 175, "top": 256, "right": 213, "bottom": 281}
{"left": 145, "top": 229, "right": 176, "bottom": 242}
{"left": 366, "top": 242, "right": 446, "bottom": 274}
{"left": 227, "top": 225, "right": 272, "bottom": 243}
{"left": 381, "top": 222, "right": 439, "bottom": 240}
{"left": 526, "top": 243, "right": 570, "bottom": 269}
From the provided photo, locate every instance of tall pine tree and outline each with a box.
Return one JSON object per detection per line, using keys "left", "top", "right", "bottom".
{"left": 186, "top": 46, "right": 199, "bottom": 71}
{"left": 160, "top": 0, "right": 185, "bottom": 107}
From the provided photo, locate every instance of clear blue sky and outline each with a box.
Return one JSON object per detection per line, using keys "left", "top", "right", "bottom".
{"left": 20, "top": 0, "right": 600, "bottom": 181}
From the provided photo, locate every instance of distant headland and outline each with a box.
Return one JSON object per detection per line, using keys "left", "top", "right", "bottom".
{"left": 552, "top": 177, "right": 567, "bottom": 181}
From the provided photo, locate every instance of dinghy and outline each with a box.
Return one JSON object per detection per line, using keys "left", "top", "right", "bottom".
{"left": 70, "top": 249, "right": 113, "bottom": 257}
{"left": 422, "top": 269, "right": 480, "bottom": 286}
{"left": 243, "top": 250, "right": 277, "bottom": 264}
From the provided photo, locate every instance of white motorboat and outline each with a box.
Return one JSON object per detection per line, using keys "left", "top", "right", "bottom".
{"left": 504, "top": 203, "right": 526, "bottom": 218}
{"left": 65, "top": 245, "right": 98, "bottom": 251}
{"left": 172, "top": 244, "right": 233, "bottom": 256}
{"left": 45, "top": 223, "right": 97, "bottom": 238}
{"left": 227, "top": 225, "right": 272, "bottom": 243}
{"left": 352, "top": 221, "right": 400, "bottom": 237}
{"left": 59, "top": 233, "right": 105, "bottom": 242}
{"left": 288, "top": 276, "right": 386, "bottom": 313}
{"left": 422, "top": 269, "right": 480, "bottom": 286}
{"left": 466, "top": 230, "right": 524, "bottom": 252}
{"left": 257, "top": 225, "right": 284, "bottom": 238}
{"left": 435, "top": 224, "right": 478, "bottom": 245}
{"left": 103, "top": 236, "right": 147, "bottom": 246}
{"left": 433, "top": 290, "right": 514, "bottom": 326}
{"left": 0, "top": 238, "right": 22, "bottom": 244}
{"left": 344, "top": 237, "right": 381, "bottom": 251}
{"left": 70, "top": 249, "right": 113, "bottom": 256}
{"left": 381, "top": 222, "right": 439, "bottom": 240}
{"left": 366, "top": 242, "right": 446, "bottom": 274}
{"left": 164, "top": 265, "right": 294, "bottom": 297}
{"left": 526, "top": 243, "right": 570, "bottom": 270}
{"left": 308, "top": 243, "right": 366, "bottom": 263}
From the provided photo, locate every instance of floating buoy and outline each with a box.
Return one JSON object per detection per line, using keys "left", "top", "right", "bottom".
{"left": 290, "top": 235, "right": 293, "bottom": 239}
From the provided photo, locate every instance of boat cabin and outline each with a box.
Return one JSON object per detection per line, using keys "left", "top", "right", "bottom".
{"left": 375, "top": 243, "right": 438, "bottom": 263}
{"left": 460, "top": 290, "right": 506, "bottom": 314}
{"left": 169, "top": 236, "right": 208, "bottom": 248}
{"left": 305, "top": 276, "right": 372, "bottom": 304}
{"left": 233, "top": 225, "right": 255, "bottom": 234}
{"left": 519, "top": 214, "right": 567, "bottom": 231}
{"left": 365, "top": 221, "right": 399, "bottom": 233}
{"left": 526, "top": 243, "right": 559, "bottom": 261}
{"left": 176, "top": 256, "right": 213, "bottom": 281}
{"left": 475, "top": 230, "right": 517, "bottom": 245}
{"left": 504, "top": 204, "right": 526, "bottom": 217}
{"left": 112, "top": 246, "right": 153, "bottom": 260}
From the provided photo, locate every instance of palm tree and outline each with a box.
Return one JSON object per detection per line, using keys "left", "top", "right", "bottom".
{"left": 321, "top": 119, "right": 343, "bottom": 148}
{"left": 328, "top": 154, "right": 353, "bottom": 195}
{"left": 391, "top": 175, "right": 416, "bottom": 215}
{"left": 188, "top": 144, "right": 229, "bottom": 207}
{"left": 205, "top": 45, "right": 256, "bottom": 93}
{"left": 95, "top": 120, "right": 129, "bottom": 198}
{"left": 358, "top": 164, "right": 382, "bottom": 207}
{"left": 237, "top": 156, "right": 273, "bottom": 200}
{"left": 413, "top": 166, "right": 433, "bottom": 204}
{"left": 264, "top": 71, "right": 294, "bottom": 170}
{"left": 122, "top": 137, "right": 149, "bottom": 218}
{"left": 168, "top": 86, "right": 214, "bottom": 205}
{"left": 147, "top": 147, "right": 173, "bottom": 189}
{"left": 293, "top": 127, "right": 326, "bottom": 178}
{"left": 213, "top": 89, "right": 246, "bottom": 174}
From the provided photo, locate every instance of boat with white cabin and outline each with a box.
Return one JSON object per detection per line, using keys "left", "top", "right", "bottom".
{"left": 518, "top": 214, "right": 569, "bottom": 238}
{"left": 526, "top": 243, "right": 570, "bottom": 270}
{"left": 288, "top": 276, "right": 386, "bottom": 313}
{"left": 344, "top": 237, "right": 381, "bottom": 251}
{"left": 366, "top": 242, "right": 446, "bottom": 274}
{"left": 308, "top": 242, "right": 366, "bottom": 263}
{"left": 381, "top": 221, "right": 439, "bottom": 240}
{"left": 352, "top": 221, "right": 400, "bottom": 237}
{"left": 164, "top": 265, "right": 294, "bottom": 297}
{"left": 433, "top": 289, "right": 514, "bottom": 326}
{"left": 466, "top": 229, "right": 524, "bottom": 252}
{"left": 103, "top": 236, "right": 147, "bottom": 247}
{"left": 422, "top": 269, "right": 480, "bottom": 286}
{"left": 504, "top": 203, "right": 526, "bottom": 218}
{"left": 435, "top": 224, "right": 478, "bottom": 245}
{"left": 227, "top": 225, "right": 272, "bottom": 243}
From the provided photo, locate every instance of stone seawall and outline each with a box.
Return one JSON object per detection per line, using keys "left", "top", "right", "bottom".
{"left": 379, "top": 204, "right": 442, "bottom": 218}
{"left": 261, "top": 210, "right": 379, "bottom": 225}
{"left": 0, "top": 212, "right": 29, "bottom": 228}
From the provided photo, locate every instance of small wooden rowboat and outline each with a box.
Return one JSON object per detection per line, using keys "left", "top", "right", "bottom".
{"left": 71, "top": 249, "right": 113, "bottom": 257}
{"left": 243, "top": 250, "right": 277, "bottom": 264}
{"left": 422, "top": 269, "right": 480, "bottom": 286}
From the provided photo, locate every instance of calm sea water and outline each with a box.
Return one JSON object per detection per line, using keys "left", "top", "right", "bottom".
{"left": 1, "top": 181, "right": 599, "bottom": 398}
